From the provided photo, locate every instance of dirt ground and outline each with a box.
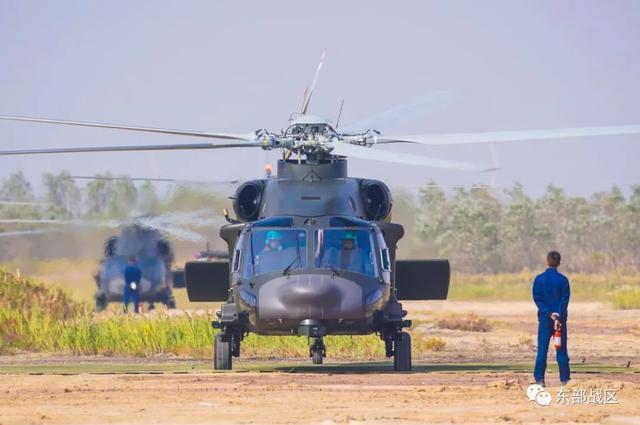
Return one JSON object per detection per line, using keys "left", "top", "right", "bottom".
{"left": 405, "top": 301, "right": 640, "bottom": 364}
{"left": 1, "top": 299, "right": 639, "bottom": 424}
{"left": 0, "top": 367, "right": 639, "bottom": 424}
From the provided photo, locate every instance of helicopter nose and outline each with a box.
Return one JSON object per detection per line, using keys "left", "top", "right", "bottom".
{"left": 257, "top": 274, "right": 363, "bottom": 321}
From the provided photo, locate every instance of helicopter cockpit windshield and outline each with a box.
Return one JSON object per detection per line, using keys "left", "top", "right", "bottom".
{"left": 314, "top": 228, "right": 378, "bottom": 278}
{"left": 242, "top": 229, "right": 307, "bottom": 277}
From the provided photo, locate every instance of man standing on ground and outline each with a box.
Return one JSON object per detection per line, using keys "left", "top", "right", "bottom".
{"left": 124, "top": 255, "right": 142, "bottom": 314}
{"left": 532, "top": 250, "right": 571, "bottom": 387}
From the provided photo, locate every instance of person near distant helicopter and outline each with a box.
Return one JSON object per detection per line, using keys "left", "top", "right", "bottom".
{"left": 123, "top": 255, "right": 142, "bottom": 314}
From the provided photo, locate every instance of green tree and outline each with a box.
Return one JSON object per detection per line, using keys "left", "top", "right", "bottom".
{"left": 107, "top": 177, "right": 138, "bottom": 218}
{"left": 85, "top": 173, "right": 116, "bottom": 217}
{"left": 501, "top": 183, "right": 551, "bottom": 270}
{"left": 415, "top": 182, "right": 449, "bottom": 259}
{"left": 0, "top": 172, "right": 38, "bottom": 219}
{"left": 42, "top": 171, "right": 81, "bottom": 218}
{"left": 137, "top": 181, "right": 160, "bottom": 214}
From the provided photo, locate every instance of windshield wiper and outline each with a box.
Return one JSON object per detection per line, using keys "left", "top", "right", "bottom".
{"left": 329, "top": 265, "right": 340, "bottom": 277}
{"left": 282, "top": 257, "right": 298, "bottom": 276}
{"left": 282, "top": 232, "right": 302, "bottom": 276}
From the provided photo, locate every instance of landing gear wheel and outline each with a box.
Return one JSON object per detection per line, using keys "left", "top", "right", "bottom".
{"left": 214, "top": 333, "right": 232, "bottom": 370}
{"left": 95, "top": 294, "right": 107, "bottom": 313}
{"left": 312, "top": 348, "right": 323, "bottom": 365}
{"left": 163, "top": 290, "right": 176, "bottom": 309}
{"left": 310, "top": 337, "right": 325, "bottom": 365}
{"left": 393, "top": 331, "right": 412, "bottom": 372}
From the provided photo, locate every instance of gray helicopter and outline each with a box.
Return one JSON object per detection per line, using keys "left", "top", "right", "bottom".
{"left": 96, "top": 223, "right": 178, "bottom": 312}
{"left": 2, "top": 53, "right": 640, "bottom": 370}
{"left": 0, "top": 204, "right": 221, "bottom": 312}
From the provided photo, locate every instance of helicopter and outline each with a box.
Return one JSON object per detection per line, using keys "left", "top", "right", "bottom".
{"left": 2, "top": 52, "right": 640, "bottom": 370}
{"left": 0, "top": 203, "right": 222, "bottom": 311}
{"left": 96, "top": 222, "right": 178, "bottom": 312}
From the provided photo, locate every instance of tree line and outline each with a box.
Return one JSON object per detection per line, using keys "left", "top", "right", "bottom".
{"left": 411, "top": 182, "right": 640, "bottom": 273}
{"left": 1, "top": 172, "right": 639, "bottom": 273}
{"left": 0, "top": 171, "right": 225, "bottom": 220}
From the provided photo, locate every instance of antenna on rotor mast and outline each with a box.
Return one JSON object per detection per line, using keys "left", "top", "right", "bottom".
{"left": 335, "top": 99, "right": 345, "bottom": 129}
{"left": 300, "top": 50, "right": 326, "bottom": 115}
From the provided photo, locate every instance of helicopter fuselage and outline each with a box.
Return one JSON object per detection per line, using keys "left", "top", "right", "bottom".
{"left": 229, "top": 215, "right": 392, "bottom": 336}
{"left": 185, "top": 158, "right": 450, "bottom": 369}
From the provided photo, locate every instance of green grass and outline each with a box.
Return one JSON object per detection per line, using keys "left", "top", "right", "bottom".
{"left": 6, "top": 259, "right": 640, "bottom": 306}
{"left": 612, "top": 287, "right": 640, "bottom": 309}
{"left": 449, "top": 271, "right": 640, "bottom": 303}
{"left": 0, "top": 269, "right": 442, "bottom": 359}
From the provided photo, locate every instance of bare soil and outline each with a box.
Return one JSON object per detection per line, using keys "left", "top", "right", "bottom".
{"left": 0, "top": 369, "right": 639, "bottom": 424}
{"left": 1, "top": 301, "right": 639, "bottom": 424}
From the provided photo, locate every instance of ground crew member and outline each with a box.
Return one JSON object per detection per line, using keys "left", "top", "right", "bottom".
{"left": 532, "top": 250, "right": 571, "bottom": 386}
{"left": 124, "top": 255, "right": 142, "bottom": 314}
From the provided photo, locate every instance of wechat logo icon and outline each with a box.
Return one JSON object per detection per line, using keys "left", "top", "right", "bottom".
{"left": 526, "top": 384, "right": 552, "bottom": 406}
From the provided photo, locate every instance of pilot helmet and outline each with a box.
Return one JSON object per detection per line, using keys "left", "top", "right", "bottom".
{"left": 266, "top": 230, "right": 283, "bottom": 243}
{"left": 343, "top": 231, "right": 357, "bottom": 241}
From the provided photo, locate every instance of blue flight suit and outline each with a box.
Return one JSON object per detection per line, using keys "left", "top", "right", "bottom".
{"left": 532, "top": 267, "right": 571, "bottom": 383}
{"left": 124, "top": 263, "right": 142, "bottom": 313}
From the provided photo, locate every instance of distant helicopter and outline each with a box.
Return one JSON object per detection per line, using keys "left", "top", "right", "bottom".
{"left": 2, "top": 52, "right": 640, "bottom": 370}
{"left": 0, "top": 207, "right": 220, "bottom": 311}
{"left": 96, "top": 223, "right": 178, "bottom": 312}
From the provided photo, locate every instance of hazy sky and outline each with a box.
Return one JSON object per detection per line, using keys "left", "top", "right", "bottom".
{"left": 1, "top": 1, "right": 639, "bottom": 198}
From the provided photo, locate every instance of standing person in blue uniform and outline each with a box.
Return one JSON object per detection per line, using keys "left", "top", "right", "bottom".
{"left": 532, "top": 250, "right": 571, "bottom": 387}
{"left": 124, "top": 256, "right": 142, "bottom": 314}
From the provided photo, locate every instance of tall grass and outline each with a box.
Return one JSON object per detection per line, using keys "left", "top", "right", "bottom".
{"left": 0, "top": 270, "right": 442, "bottom": 359}
{"left": 612, "top": 287, "right": 640, "bottom": 309}
{"left": 449, "top": 271, "right": 640, "bottom": 304}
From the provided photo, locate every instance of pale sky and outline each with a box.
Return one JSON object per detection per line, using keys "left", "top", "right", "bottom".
{"left": 1, "top": 0, "right": 639, "bottom": 198}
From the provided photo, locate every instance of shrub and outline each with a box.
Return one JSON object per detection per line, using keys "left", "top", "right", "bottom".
{"left": 436, "top": 313, "right": 492, "bottom": 332}
{"left": 612, "top": 287, "right": 640, "bottom": 309}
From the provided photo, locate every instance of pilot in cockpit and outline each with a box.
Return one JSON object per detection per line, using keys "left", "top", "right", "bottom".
{"left": 262, "top": 230, "right": 284, "bottom": 253}
{"left": 324, "top": 231, "right": 367, "bottom": 274}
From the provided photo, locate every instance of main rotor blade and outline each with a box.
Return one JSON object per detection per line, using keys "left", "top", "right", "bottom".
{"left": 342, "top": 91, "right": 456, "bottom": 133}
{"left": 0, "top": 218, "right": 118, "bottom": 227}
{"left": 0, "top": 228, "right": 67, "bottom": 237}
{"left": 0, "top": 141, "right": 263, "bottom": 156}
{"left": 0, "top": 115, "right": 254, "bottom": 141}
{"left": 330, "top": 143, "right": 494, "bottom": 172}
{"left": 66, "top": 175, "right": 241, "bottom": 185}
{"left": 377, "top": 124, "right": 640, "bottom": 145}
{"left": 0, "top": 200, "right": 52, "bottom": 206}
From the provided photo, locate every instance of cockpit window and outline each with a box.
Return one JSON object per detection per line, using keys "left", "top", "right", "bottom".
{"left": 314, "top": 229, "right": 378, "bottom": 278}
{"left": 242, "top": 229, "right": 307, "bottom": 277}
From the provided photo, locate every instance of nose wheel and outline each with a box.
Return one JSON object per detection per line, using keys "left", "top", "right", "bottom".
{"left": 214, "top": 333, "right": 232, "bottom": 370}
{"left": 392, "top": 331, "right": 412, "bottom": 372}
{"left": 213, "top": 328, "right": 243, "bottom": 370}
{"left": 382, "top": 329, "right": 412, "bottom": 372}
{"left": 310, "top": 337, "right": 326, "bottom": 365}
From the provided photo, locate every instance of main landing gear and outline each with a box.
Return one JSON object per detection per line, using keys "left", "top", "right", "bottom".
{"left": 379, "top": 299, "right": 413, "bottom": 371}
{"left": 213, "top": 327, "right": 243, "bottom": 370}
{"left": 381, "top": 329, "right": 412, "bottom": 372}
{"left": 310, "top": 337, "right": 326, "bottom": 365}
